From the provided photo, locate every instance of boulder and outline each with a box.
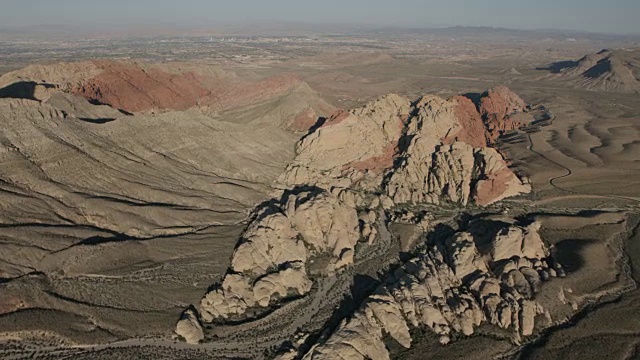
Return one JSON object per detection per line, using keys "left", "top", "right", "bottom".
{"left": 175, "top": 308, "right": 204, "bottom": 344}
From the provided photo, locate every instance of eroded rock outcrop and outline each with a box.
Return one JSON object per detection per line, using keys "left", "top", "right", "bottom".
{"left": 478, "top": 85, "right": 529, "bottom": 143}
{"left": 385, "top": 92, "right": 530, "bottom": 206}
{"left": 294, "top": 219, "right": 559, "bottom": 360}
{"left": 197, "top": 189, "right": 360, "bottom": 324}
{"left": 444, "top": 95, "right": 489, "bottom": 148}
{"left": 279, "top": 94, "right": 411, "bottom": 190}
{"left": 175, "top": 307, "right": 205, "bottom": 344}
{"left": 385, "top": 140, "right": 529, "bottom": 206}
{"left": 178, "top": 86, "right": 538, "bottom": 345}
{"left": 280, "top": 87, "right": 532, "bottom": 207}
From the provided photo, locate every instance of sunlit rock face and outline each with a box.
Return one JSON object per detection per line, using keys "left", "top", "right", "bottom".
{"left": 198, "top": 189, "right": 360, "bottom": 323}
{"left": 281, "top": 87, "right": 532, "bottom": 207}
{"left": 295, "top": 220, "right": 559, "bottom": 360}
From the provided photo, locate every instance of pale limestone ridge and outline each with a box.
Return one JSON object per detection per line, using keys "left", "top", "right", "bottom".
{"left": 291, "top": 219, "right": 560, "bottom": 360}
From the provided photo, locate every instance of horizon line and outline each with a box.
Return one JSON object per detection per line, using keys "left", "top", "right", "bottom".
{"left": 1, "top": 21, "right": 639, "bottom": 38}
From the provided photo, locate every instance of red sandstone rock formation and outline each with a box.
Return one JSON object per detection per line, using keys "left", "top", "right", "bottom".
{"left": 473, "top": 167, "right": 519, "bottom": 206}
{"left": 321, "top": 109, "right": 351, "bottom": 128}
{"left": 70, "top": 61, "right": 310, "bottom": 114}
{"left": 0, "top": 60, "right": 335, "bottom": 131}
{"left": 290, "top": 108, "right": 320, "bottom": 132}
{"left": 442, "top": 95, "right": 489, "bottom": 148}
{"left": 478, "top": 85, "right": 528, "bottom": 142}
{"left": 71, "top": 60, "right": 210, "bottom": 112}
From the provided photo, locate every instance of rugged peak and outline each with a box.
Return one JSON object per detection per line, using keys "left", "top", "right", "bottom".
{"left": 175, "top": 85, "right": 544, "bottom": 348}
{"left": 280, "top": 87, "right": 533, "bottom": 206}
{"left": 479, "top": 85, "right": 526, "bottom": 119}
{"left": 280, "top": 94, "right": 410, "bottom": 190}
{"left": 354, "top": 93, "right": 411, "bottom": 116}
{"left": 321, "top": 94, "right": 411, "bottom": 128}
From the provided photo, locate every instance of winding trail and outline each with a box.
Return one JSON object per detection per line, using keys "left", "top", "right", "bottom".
{"left": 526, "top": 132, "right": 574, "bottom": 194}
{"left": 525, "top": 129, "right": 640, "bottom": 204}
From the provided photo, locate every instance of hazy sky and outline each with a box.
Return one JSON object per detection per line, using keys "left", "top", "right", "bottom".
{"left": 1, "top": 0, "right": 639, "bottom": 34}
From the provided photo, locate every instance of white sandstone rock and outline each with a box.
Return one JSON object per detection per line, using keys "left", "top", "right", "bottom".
{"left": 279, "top": 94, "right": 411, "bottom": 190}
{"left": 175, "top": 308, "right": 204, "bottom": 344}
{"left": 197, "top": 189, "right": 360, "bottom": 322}
{"left": 298, "top": 219, "right": 555, "bottom": 360}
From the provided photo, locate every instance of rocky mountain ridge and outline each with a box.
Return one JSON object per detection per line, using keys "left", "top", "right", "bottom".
{"left": 280, "top": 85, "right": 532, "bottom": 206}
{"left": 175, "top": 84, "right": 541, "bottom": 349}
{"left": 282, "top": 218, "right": 564, "bottom": 360}
{"left": 0, "top": 60, "right": 334, "bottom": 131}
{"left": 540, "top": 48, "right": 640, "bottom": 93}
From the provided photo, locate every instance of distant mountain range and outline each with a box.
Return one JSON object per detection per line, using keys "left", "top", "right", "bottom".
{"left": 540, "top": 48, "right": 640, "bottom": 93}
{"left": 1, "top": 23, "right": 639, "bottom": 41}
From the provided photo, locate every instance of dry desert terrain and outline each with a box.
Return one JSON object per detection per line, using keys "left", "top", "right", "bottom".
{"left": 0, "top": 27, "right": 639, "bottom": 359}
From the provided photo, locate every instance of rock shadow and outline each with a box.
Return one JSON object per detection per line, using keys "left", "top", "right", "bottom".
{"left": 87, "top": 98, "right": 134, "bottom": 116}
{"left": 462, "top": 92, "right": 484, "bottom": 109}
{"left": 285, "top": 274, "right": 381, "bottom": 356}
{"left": 552, "top": 238, "right": 596, "bottom": 273}
{"left": 300, "top": 116, "right": 326, "bottom": 142}
{"left": 425, "top": 223, "right": 457, "bottom": 247}
{"left": 582, "top": 60, "right": 611, "bottom": 78}
{"left": 0, "top": 81, "right": 55, "bottom": 100}
{"left": 462, "top": 218, "right": 513, "bottom": 254}
{"left": 77, "top": 233, "right": 131, "bottom": 246}
{"left": 536, "top": 60, "right": 579, "bottom": 74}
{"left": 78, "top": 117, "right": 117, "bottom": 124}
